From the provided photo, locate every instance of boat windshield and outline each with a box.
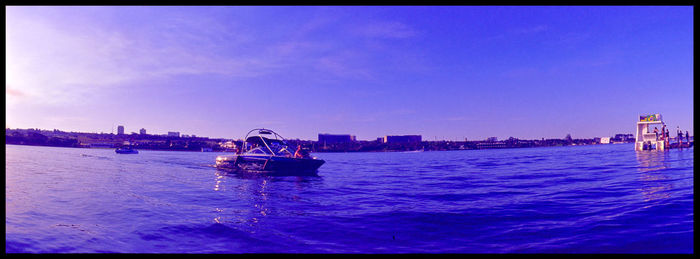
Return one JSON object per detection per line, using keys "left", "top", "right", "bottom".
{"left": 248, "top": 146, "right": 272, "bottom": 155}
{"left": 270, "top": 143, "right": 293, "bottom": 157}
{"left": 242, "top": 129, "right": 294, "bottom": 157}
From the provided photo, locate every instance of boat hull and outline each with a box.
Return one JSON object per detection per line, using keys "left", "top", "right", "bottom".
{"left": 669, "top": 141, "right": 694, "bottom": 149}
{"left": 116, "top": 149, "right": 138, "bottom": 154}
{"left": 216, "top": 155, "right": 324, "bottom": 175}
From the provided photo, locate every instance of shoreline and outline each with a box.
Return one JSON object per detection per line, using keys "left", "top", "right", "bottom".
{"left": 5, "top": 142, "right": 639, "bottom": 153}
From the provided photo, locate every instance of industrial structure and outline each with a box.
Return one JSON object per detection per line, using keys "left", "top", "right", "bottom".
{"left": 318, "top": 134, "right": 356, "bottom": 144}
{"left": 382, "top": 135, "right": 422, "bottom": 143}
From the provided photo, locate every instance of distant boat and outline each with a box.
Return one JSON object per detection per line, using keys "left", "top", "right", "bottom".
{"left": 115, "top": 146, "right": 138, "bottom": 154}
{"left": 215, "top": 128, "right": 324, "bottom": 175}
{"left": 669, "top": 141, "right": 694, "bottom": 149}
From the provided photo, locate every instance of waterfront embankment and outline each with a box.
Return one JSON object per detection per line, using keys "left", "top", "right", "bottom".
{"left": 5, "top": 128, "right": 649, "bottom": 153}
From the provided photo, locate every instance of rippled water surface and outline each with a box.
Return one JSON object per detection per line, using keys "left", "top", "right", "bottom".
{"left": 5, "top": 144, "right": 693, "bottom": 253}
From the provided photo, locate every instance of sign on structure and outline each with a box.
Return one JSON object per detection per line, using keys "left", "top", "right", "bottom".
{"left": 639, "top": 114, "right": 662, "bottom": 122}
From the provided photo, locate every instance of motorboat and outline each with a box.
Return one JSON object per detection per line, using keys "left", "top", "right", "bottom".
{"left": 115, "top": 146, "right": 138, "bottom": 154}
{"left": 215, "top": 129, "right": 325, "bottom": 174}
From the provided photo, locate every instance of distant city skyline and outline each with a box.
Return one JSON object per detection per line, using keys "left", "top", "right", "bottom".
{"left": 6, "top": 6, "right": 693, "bottom": 141}
{"left": 6, "top": 125, "right": 662, "bottom": 143}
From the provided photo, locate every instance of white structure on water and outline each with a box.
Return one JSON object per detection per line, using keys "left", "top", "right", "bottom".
{"left": 635, "top": 114, "right": 665, "bottom": 151}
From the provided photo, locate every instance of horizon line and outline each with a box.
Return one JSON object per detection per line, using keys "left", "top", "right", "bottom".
{"left": 5, "top": 126, "right": 643, "bottom": 142}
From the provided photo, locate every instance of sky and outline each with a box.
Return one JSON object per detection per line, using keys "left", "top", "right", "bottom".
{"left": 5, "top": 6, "right": 694, "bottom": 141}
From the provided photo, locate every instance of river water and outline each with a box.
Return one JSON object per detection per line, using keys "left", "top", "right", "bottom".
{"left": 5, "top": 143, "right": 693, "bottom": 253}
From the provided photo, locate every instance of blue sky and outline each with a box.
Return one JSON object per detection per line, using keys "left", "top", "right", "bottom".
{"left": 6, "top": 6, "right": 693, "bottom": 141}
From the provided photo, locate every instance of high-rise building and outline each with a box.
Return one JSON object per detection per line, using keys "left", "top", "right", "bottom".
{"left": 168, "top": 131, "right": 180, "bottom": 137}
{"left": 140, "top": 128, "right": 146, "bottom": 135}
{"left": 117, "top": 125, "right": 124, "bottom": 135}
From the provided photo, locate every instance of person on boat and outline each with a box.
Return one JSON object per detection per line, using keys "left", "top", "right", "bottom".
{"left": 661, "top": 125, "right": 667, "bottom": 138}
{"left": 294, "top": 145, "right": 310, "bottom": 159}
{"left": 659, "top": 126, "right": 665, "bottom": 141}
{"left": 677, "top": 127, "right": 683, "bottom": 147}
{"left": 653, "top": 127, "right": 659, "bottom": 140}
{"left": 686, "top": 131, "right": 690, "bottom": 143}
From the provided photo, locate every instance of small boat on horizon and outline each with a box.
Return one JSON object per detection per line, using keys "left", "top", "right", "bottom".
{"left": 215, "top": 129, "right": 324, "bottom": 175}
{"left": 669, "top": 141, "right": 694, "bottom": 149}
{"left": 116, "top": 142, "right": 139, "bottom": 154}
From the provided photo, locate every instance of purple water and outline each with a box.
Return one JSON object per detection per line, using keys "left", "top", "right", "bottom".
{"left": 5, "top": 143, "right": 693, "bottom": 253}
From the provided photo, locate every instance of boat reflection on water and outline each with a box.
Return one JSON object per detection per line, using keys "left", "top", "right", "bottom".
{"left": 210, "top": 170, "right": 271, "bottom": 227}
{"left": 635, "top": 151, "right": 672, "bottom": 203}
{"left": 210, "top": 168, "right": 322, "bottom": 227}
{"left": 213, "top": 169, "right": 321, "bottom": 190}
{"left": 216, "top": 166, "right": 320, "bottom": 177}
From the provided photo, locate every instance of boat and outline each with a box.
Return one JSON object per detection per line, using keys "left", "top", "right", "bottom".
{"left": 669, "top": 141, "right": 694, "bottom": 149}
{"left": 215, "top": 129, "right": 325, "bottom": 175}
{"left": 115, "top": 146, "right": 138, "bottom": 154}
{"left": 634, "top": 114, "right": 693, "bottom": 151}
{"left": 116, "top": 141, "right": 139, "bottom": 154}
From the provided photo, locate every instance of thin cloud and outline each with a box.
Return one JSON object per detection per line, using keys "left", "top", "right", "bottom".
{"left": 485, "top": 24, "right": 549, "bottom": 42}
{"left": 316, "top": 57, "right": 373, "bottom": 80}
{"left": 315, "top": 51, "right": 375, "bottom": 80}
{"left": 311, "top": 108, "right": 416, "bottom": 124}
{"left": 568, "top": 54, "right": 620, "bottom": 68}
{"left": 352, "top": 21, "right": 418, "bottom": 39}
{"left": 6, "top": 88, "right": 25, "bottom": 97}
{"left": 549, "top": 32, "right": 591, "bottom": 46}
{"left": 6, "top": 8, "right": 278, "bottom": 106}
{"left": 501, "top": 67, "right": 541, "bottom": 78}
{"left": 514, "top": 25, "right": 548, "bottom": 34}
{"left": 443, "top": 116, "right": 477, "bottom": 122}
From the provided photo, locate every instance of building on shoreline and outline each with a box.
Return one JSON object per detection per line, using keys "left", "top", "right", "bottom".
{"left": 5, "top": 128, "right": 229, "bottom": 151}
{"left": 611, "top": 134, "right": 634, "bottom": 143}
{"left": 382, "top": 135, "right": 422, "bottom": 143}
{"left": 318, "top": 134, "right": 356, "bottom": 144}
